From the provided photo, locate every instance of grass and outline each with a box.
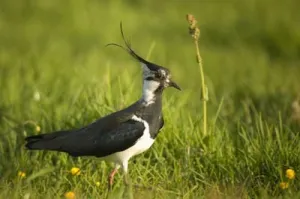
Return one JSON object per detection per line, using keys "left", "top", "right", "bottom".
{"left": 1, "top": 0, "right": 300, "bottom": 198}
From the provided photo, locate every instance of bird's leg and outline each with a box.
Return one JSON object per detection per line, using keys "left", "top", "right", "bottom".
{"left": 107, "top": 167, "right": 118, "bottom": 191}
{"left": 122, "top": 161, "right": 131, "bottom": 186}
{"left": 123, "top": 173, "right": 131, "bottom": 186}
{"left": 121, "top": 161, "right": 134, "bottom": 199}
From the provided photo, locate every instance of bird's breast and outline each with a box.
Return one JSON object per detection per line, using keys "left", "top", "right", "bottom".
{"left": 135, "top": 100, "right": 163, "bottom": 138}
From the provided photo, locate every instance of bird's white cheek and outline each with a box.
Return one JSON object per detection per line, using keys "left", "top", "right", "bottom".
{"left": 142, "top": 80, "right": 160, "bottom": 104}
{"left": 143, "top": 80, "right": 160, "bottom": 92}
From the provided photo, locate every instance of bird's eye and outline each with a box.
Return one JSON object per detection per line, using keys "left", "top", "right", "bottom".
{"left": 156, "top": 70, "right": 166, "bottom": 79}
{"left": 156, "top": 72, "right": 162, "bottom": 79}
{"left": 146, "top": 76, "right": 155, "bottom": 81}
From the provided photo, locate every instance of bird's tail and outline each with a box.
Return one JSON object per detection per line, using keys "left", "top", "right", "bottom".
{"left": 25, "top": 130, "right": 69, "bottom": 151}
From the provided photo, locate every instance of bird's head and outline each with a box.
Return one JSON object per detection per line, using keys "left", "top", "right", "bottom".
{"left": 107, "top": 23, "right": 180, "bottom": 103}
{"left": 141, "top": 62, "right": 180, "bottom": 92}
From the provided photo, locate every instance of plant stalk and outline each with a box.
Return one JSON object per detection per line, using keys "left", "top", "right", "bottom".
{"left": 194, "top": 39, "right": 207, "bottom": 136}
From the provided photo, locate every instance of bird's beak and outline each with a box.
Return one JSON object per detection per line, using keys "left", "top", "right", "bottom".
{"left": 168, "top": 80, "right": 181, "bottom": 90}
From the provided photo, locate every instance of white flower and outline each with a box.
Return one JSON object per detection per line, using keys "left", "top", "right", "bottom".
{"left": 33, "top": 90, "right": 41, "bottom": 101}
{"left": 23, "top": 193, "right": 30, "bottom": 199}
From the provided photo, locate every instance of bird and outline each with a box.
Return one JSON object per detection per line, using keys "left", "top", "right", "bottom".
{"left": 25, "top": 23, "right": 181, "bottom": 190}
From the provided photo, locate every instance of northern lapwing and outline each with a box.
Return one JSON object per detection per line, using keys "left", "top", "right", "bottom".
{"left": 25, "top": 23, "right": 181, "bottom": 190}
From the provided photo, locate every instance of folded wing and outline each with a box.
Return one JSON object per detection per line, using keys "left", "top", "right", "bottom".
{"left": 26, "top": 119, "right": 145, "bottom": 157}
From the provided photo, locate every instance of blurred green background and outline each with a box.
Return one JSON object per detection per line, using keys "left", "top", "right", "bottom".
{"left": 1, "top": 0, "right": 300, "bottom": 198}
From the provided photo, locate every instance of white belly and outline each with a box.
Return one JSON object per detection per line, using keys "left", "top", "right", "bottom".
{"left": 103, "top": 115, "right": 155, "bottom": 165}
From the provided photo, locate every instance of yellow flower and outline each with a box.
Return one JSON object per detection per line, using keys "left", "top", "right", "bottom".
{"left": 18, "top": 171, "right": 26, "bottom": 178}
{"left": 286, "top": 169, "right": 295, "bottom": 180}
{"left": 35, "top": 125, "right": 41, "bottom": 133}
{"left": 95, "top": 181, "right": 100, "bottom": 187}
{"left": 280, "top": 182, "right": 289, "bottom": 189}
{"left": 70, "top": 167, "right": 80, "bottom": 176}
{"left": 64, "top": 191, "right": 75, "bottom": 199}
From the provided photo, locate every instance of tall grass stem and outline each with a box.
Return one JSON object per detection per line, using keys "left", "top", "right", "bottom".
{"left": 186, "top": 14, "right": 208, "bottom": 136}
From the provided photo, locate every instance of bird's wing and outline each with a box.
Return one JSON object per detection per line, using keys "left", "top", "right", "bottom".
{"left": 58, "top": 118, "right": 145, "bottom": 157}
{"left": 25, "top": 102, "right": 146, "bottom": 157}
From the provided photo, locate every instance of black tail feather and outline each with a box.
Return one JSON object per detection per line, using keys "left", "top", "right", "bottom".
{"left": 25, "top": 130, "right": 70, "bottom": 150}
{"left": 25, "top": 134, "right": 44, "bottom": 142}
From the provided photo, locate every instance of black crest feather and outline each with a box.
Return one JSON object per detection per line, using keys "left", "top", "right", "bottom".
{"left": 106, "top": 22, "right": 164, "bottom": 71}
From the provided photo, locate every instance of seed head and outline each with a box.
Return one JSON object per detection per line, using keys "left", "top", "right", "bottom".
{"left": 186, "top": 14, "right": 195, "bottom": 23}
{"left": 186, "top": 14, "right": 200, "bottom": 40}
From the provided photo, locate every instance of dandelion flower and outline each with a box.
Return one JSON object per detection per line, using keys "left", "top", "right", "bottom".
{"left": 286, "top": 169, "right": 295, "bottom": 180}
{"left": 35, "top": 125, "right": 41, "bottom": 133}
{"left": 96, "top": 181, "right": 100, "bottom": 187}
{"left": 64, "top": 191, "right": 75, "bottom": 199}
{"left": 18, "top": 171, "right": 26, "bottom": 178}
{"left": 70, "top": 167, "right": 80, "bottom": 176}
{"left": 280, "top": 182, "right": 289, "bottom": 189}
